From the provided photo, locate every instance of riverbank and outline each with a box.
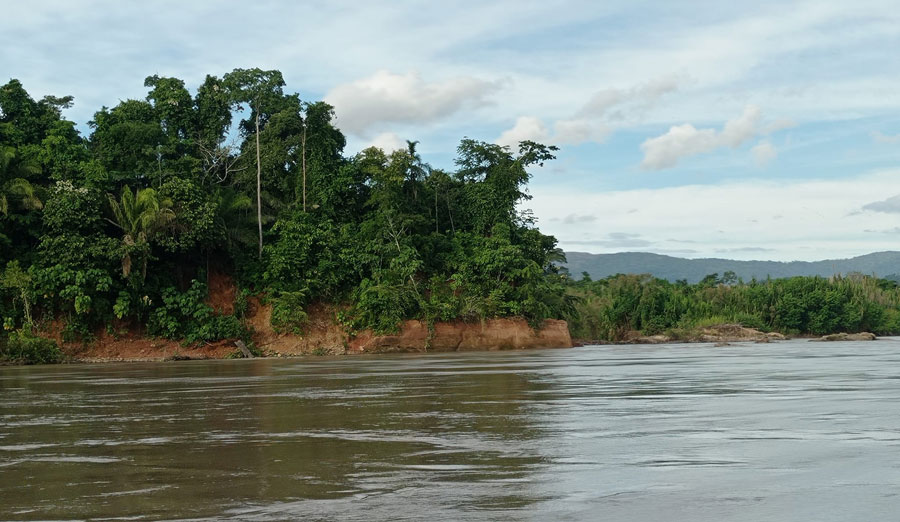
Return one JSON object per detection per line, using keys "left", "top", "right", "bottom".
{"left": 43, "top": 300, "right": 573, "bottom": 363}
{"left": 10, "top": 293, "right": 879, "bottom": 364}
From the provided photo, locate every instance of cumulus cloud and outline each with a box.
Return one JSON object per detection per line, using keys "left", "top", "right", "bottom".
{"left": 366, "top": 132, "right": 406, "bottom": 152}
{"left": 496, "top": 116, "right": 549, "bottom": 148}
{"left": 497, "top": 117, "right": 611, "bottom": 147}
{"left": 325, "top": 70, "right": 499, "bottom": 136}
{"left": 496, "top": 76, "right": 677, "bottom": 148}
{"left": 577, "top": 76, "right": 679, "bottom": 119}
{"left": 553, "top": 118, "right": 611, "bottom": 145}
{"left": 871, "top": 131, "right": 900, "bottom": 144}
{"left": 862, "top": 194, "right": 900, "bottom": 213}
{"left": 640, "top": 105, "right": 783, "bottom": 170}
{"left": 751, "top": 140, "right": 777, "bottom": 166}
{"left": 640, "top": 123, "right": 719, "bottom": 170}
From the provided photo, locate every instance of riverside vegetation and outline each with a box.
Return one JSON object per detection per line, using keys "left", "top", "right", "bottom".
{"left": 564, "top": 272, "right": 900, "bottom": 342}
{"left": 1, "top": 71, "right": 897, "bottom": 364}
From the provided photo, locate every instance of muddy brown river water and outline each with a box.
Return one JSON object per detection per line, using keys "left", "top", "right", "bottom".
{"left": 2, "top": 340, "right": 900, "bottom": 520}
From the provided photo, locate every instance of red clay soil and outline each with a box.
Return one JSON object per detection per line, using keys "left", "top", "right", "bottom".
{"left": 347, "top": 318, "right": 572, "bottom": 353}
{"left": 41, "top": 319, "right": 236, "bottom": 363}
{"left": 66, "top": 334, "right": 236, "bottom": 362}
{"left": 206, "top": 270, "right": 236, "bottom": 315}
{"left": 246, "top": 298, "right": 350, "bottom": 356}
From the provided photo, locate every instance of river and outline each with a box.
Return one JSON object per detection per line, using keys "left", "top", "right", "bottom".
{"left": 2, "top": 339, "right": 900, "bottom": 521}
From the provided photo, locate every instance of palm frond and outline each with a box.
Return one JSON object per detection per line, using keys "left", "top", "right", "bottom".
{"left": 2, "top": 178, "right": 42, "bottom": 213}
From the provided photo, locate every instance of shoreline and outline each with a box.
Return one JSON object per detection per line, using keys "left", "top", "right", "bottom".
{"left": 27, "top": 315, "right": 573, "bottom": 364}
{"left": 4, "top": 318, "right": 881, "bottom": 366}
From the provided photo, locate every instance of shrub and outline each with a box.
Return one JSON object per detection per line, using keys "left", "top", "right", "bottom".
{"left": 1, "top": 329, "right": 63, "bottom": 364}
{"left": 270, "top": 290, "right": 309, "bottom": 334}
{"left": 148, "top": 280, "right": 245, "bottom": 343}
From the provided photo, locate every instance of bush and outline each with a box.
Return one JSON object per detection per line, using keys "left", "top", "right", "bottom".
{"left": 731, "top": 312, "right": 767, "bottom": 331}
{"left": 148, "top": 280, "right": 245, "bottom": 343}
{"left": 270, "top": 290, "right": 309, "bottom": 334}
{"left": 1, "top": 329, "right": 63, "bottom": 364}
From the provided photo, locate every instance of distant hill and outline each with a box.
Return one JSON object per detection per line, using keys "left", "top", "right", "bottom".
{"left": 562, "top": 251, "right": 900, "bottom": 283}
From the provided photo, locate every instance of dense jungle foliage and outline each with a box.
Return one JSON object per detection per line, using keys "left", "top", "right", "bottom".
{"left": 0, "top": 70, "right": 572, "bottom": 361}
{"left": 565, "top": 272, "right": 900, "bottom": 341}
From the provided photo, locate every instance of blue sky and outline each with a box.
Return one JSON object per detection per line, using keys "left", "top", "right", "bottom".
{"left": 4, "top": 0, "right": 900, "bottom": 261}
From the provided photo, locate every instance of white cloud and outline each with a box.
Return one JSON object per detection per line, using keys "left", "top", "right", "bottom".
{"left": 325, "top": 70, "right": 499, "bottom": 136}
{"left": 578, "top": 89, "right": 627, "bottom": 118}
{"left": 496, "top": 116, "right": 549, "bottom": 148}
{"left": 496, "top": 115, "right": 610, "bottom": 148}
{"left": 751, "top": 141, "right": 777, "bottom": 166}
{"left": 366, "top": 132, "right": 407, "bottom": 153}
{"left": 640, "top": 105, "right": 782, "bottom": 169}
{"left": 577, "top": 76, "right": 679, "bottom": 119}
{"left": 553, "top": 118, "right": 611, "bottom": 145}
{"left": 871, "top": 131, "right": 900, "bottom": 144}
{"left": 496, "top": 76, "right": 676, "bottom": 147}
{"left": 640, "top": 123, "right": 720, "bottom": 170}
{"left": 720, "top": 106, "right": 762, "bottom": 146}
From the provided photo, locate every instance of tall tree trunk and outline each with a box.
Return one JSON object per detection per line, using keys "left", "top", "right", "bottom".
{"left": 446, "top": 195, "right": 455, "bottom": 233}
{"left": 301, "top": 124, "right": 307, "bottom": 212}
{"left": 255, "top": 107, "right": 262, "bottom": 259}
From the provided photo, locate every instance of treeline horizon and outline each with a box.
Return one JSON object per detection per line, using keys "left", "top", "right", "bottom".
{"left": 0, "top": 68, "right": 572, "bottom": 362}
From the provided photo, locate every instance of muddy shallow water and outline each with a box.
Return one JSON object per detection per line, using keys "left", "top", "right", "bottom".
{"left": 2, "top": 339, "right": 900, "bottom": 521}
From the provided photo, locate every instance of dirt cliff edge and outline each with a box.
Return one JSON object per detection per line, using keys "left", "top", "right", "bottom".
{"left": 248, "top": 298, "right": 572, "bottom": 355}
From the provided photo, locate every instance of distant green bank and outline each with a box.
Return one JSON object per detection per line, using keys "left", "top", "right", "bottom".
{"left": 564, "top": 273, "right": 900, "bottom": 342}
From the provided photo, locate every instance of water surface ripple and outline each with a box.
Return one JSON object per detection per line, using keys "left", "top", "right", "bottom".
{"left": 2, "top": 339, "right": 900, "bottom": 520}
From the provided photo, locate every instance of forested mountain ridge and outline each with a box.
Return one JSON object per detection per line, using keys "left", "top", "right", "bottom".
{"left": 0, "top": 70, "right": 572, "bottom": 361}
{"left": 563, "top": 251, "right": 900, "bottom": 283}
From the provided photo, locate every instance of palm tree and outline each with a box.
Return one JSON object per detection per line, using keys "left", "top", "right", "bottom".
{"left": 212, "top": 187, "right": 255, "bottom": 251}
{"left": 0, "top": 178, "right": 42, "bottom": 217}
{"left": 0, "top": 145, "right": 42, "bottom": 216}
{"left": 106, "top": 186, "right": 174, "bottom": 280}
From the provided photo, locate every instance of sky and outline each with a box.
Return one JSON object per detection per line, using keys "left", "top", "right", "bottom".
{"left": 4, "top": 0, "right": 900, "bottom": 261}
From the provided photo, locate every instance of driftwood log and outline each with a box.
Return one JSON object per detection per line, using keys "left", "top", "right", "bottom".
{"left": 235, "top": 340, "right": 255, "bottom": 358}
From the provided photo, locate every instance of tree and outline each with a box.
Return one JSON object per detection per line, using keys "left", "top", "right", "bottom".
{"left": 89, "top": 99, "right": 163, "bottom": 188}
{"left": 105, "top": 186, "right": 174, "bottom": 280}
{"left": 223, "top": 68, "right": 286, "bottom": 258}
{"left": 1, "top": 260, "right": 33, "bottom": 326}
{"left": 454, "top": 139, "right": 557, "bottom": 233}
{"left": 0, "top": 177, "right": 41, "bottom": 217}
{"left": 211, "top": 186, "right": 255, "bottom": 251}
{"left": 302, "top": 101, "right": 345, "bottom": 211}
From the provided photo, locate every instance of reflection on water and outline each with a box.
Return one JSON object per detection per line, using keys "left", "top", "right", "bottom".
{"left": 3, "top": 340, "right": 900, "bottom": 520}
